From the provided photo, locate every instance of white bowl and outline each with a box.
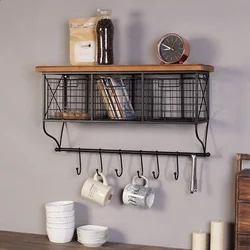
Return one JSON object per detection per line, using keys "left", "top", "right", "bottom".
{"left": 45, "top": 201, "right": 74, "bottom": 212}
{"left": 77, "top": 228, "right": 108, "bottom": 234}
{"left": 78, "top": 239, "right": 107, "bottom": 247}
{"left": 47, "top": 227, "right": 75, "bottom": 243}
{"left": 77, "top": 232, "right": 108, "bottom": 238}
{"left": 77, "top": 232, "right": 108, "bottom": 237}
{"left": 77, "top": 231, "right": 108, "bottom": 238}
{"left": 47, "top": 221, "right": 75, "bottom": 229}
{"left": 46, "top": 209, "right": 75, "bottom": 218}
{"left": 77, "top": 225, "right": 108, "bottom": 233}
{"left": 47, "top": 215, "right": 75, "bottom": 224}
{"left": 77, "top": 236, "right": 108, "bottom": 243}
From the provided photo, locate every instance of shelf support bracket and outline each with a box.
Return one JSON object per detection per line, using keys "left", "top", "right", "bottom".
{"left": 194, "top": 121, "right": 209, "bottom": 154}
{"left": 43, "top": 121, "right": 66, "bottom": 151}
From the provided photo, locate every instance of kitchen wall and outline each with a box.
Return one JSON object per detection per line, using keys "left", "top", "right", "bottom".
{"left": 0, "top": 0, "right": 249, "bottom": 249}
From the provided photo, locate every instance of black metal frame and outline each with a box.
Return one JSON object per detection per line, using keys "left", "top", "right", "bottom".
{"left": 43, "top": 71, "right": 209, "bottom": 123}
{"left": 42, "top": 70, "right": 211, "bottom": 177}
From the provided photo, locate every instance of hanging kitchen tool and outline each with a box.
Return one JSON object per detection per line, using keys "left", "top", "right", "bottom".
{"left": 190, "top": 154, "right": 197, "bottom": 194}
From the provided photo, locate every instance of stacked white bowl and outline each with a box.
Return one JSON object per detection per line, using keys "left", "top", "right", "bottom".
{"left": 77, "top": 225, "right": 108, "bottom": 247}
{"left": 45, "top": 201, "right": 75, "bottom": 243}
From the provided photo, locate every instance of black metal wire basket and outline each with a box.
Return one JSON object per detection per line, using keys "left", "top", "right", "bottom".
{"left": 43, "top": 72, "right": 209, "bottom": 124}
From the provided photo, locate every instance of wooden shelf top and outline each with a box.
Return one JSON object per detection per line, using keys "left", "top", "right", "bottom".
{"left": 0, "top": 231, "right": 187, "bottom": 250}
{"left": 35, "top": 64, "right": 214, "bottom": 73}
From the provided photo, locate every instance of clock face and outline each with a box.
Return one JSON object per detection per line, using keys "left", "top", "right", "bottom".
{"left": 158, "top": 34, "right": 184, "bottom": 63}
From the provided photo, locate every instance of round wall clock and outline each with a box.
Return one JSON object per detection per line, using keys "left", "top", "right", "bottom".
{"left": 157, "top": 33, "right": 190, "bottom": 64}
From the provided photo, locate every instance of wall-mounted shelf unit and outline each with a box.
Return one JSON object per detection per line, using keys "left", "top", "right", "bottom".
{"left": 35, "top": 64, "right": 214, "bottom": 181}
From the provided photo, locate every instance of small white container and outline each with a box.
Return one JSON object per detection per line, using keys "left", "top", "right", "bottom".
{"left": 47, "top": 227, "right": 75, "bottom": 243}
{"left": 46, "top": 209, "right": 75, "bottom": 218}
{"left": 77, "top": 225, "right": 108, "bottom": 233}
{"left": 77, "top": 235, "right": 108, "bottom": 242}
{"left": 45, "top": 201, "right": 74, "bottom": 212}
{"left": 46, "top": 221, "right": 75, "bottom": 229}
{"left": 47, "top": 215, "right": 75, "bottom": 224}
{"left": 77, "top": 232, "right": 108, "bottom": 238}
{"left": 78, "top": 239, "right": 107, "bottom": 248}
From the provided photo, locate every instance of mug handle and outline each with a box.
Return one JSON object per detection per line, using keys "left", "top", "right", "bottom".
{"left": 132, "top": 175, "right": 149, "bottom": 187}
{"left": 93, "top": 172, "right": 108, "bottom": 186}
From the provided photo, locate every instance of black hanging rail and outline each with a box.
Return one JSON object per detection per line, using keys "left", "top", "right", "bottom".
{"left": 55, "top": 147, "right": 210, "bottom": 157}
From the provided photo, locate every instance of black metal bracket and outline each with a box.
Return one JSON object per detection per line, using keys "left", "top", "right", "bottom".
{"left": 43, "top": 120, "right": 210, "bottom": 157}
{"left": 195, "top": 121, "right": 209, "bottom": 154}
{"left": 43, "top": 120, "right": 210, "bottom": 179}
{"left": 43, "top": 121, "right": 65, "bottom": 151}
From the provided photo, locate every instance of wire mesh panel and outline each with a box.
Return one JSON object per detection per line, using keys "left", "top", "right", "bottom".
{"left": 143, "top": 73, "right": 209, "bottom": 123}
{"left": 44, "top": 75, "right": 90, "bottom": 120}
{"left": 43, "top": 72, "right": 209, "bottom": 123}
{"left": 196, "top": 73, "right": 209, "bottom": 121}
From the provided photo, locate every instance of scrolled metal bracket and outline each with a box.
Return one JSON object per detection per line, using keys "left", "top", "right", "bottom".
{"left": 43, "top": 121, "right": 66, "bottom": 151}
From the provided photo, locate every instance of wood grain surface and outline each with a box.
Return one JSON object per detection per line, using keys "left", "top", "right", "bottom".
{"left": 237, "top": 234, "right": 250, "bottom": 250}
{"left": 35, "top": 64, "right": 214, "bottom": 73}
{"left": 238, "top": 175, "right": 250, "bottom": 200}
{"left": 235, "top": 153, "right": 250, "bottom": 250}
{"left": 238, "top": 203, "right": 250, "bottom": 233}
{"left": 0, "top": 231, "right": 188, "bottom": 250}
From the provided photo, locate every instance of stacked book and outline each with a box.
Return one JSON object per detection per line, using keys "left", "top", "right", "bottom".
{"left": 97, "top": 76, "right": 135, "bottom": 120}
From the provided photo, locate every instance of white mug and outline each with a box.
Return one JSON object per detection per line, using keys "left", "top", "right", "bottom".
{"left": 81, "top": 173, "right": 114, "bottom": 206}
{"left": 122, "top": 175, "right": 155, "bottom": 209}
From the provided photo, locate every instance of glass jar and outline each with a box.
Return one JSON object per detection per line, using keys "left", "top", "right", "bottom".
{"left": 96, "top": 9, "right": 114, "bottom": 65}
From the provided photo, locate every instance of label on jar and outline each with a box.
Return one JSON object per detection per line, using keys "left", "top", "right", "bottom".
{"left": 70, "top": 22, "right": 96, "bottom": 28}
{"left": 74, "top": 41, "right": 96, "bottom": 63}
